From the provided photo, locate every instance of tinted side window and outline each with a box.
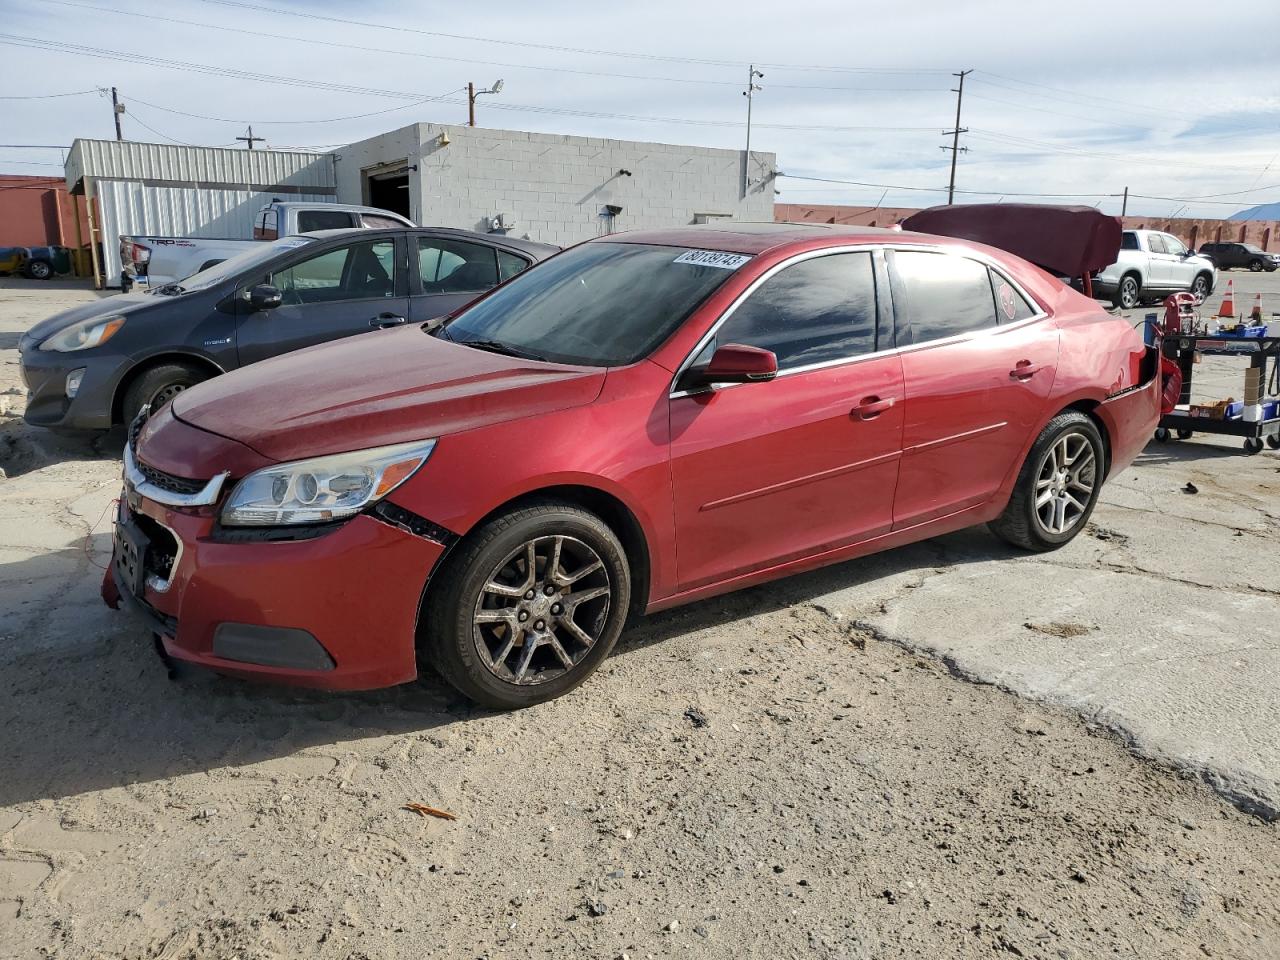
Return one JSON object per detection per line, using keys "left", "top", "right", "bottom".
{"left": 497, "top": 250, "right": 531, "bottom": 282}
{"left": 270, "top": 239, "right": 396, "bottom": 305}
{"left": 696, "top": 252, "right": 877, "bottom": 370}
{"left": 1120, "top": 233, "right": 1140, "bottom": 251}
{"left": 1146, "top": 234, "right": 1167, "bottom": 254}
{"left": 253, "top": 209, "right": 278, "bottom": 241}
{"left": 990, "top": 271, "right": 1038, "bottom": 323}
{"left": 894, "top": 251, "right": 997, "bottom": 343}
{"left": 296, "top": 209, "right": 358, "bottom": 232}
{"left": 418, "top": 238, "right": 499, "bottom": 292}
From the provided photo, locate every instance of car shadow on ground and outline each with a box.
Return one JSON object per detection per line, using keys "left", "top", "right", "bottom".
{"left": 1134, "top": 437, "right": 1276, "bottom": 465}
{"left": 0, "top": 422, "right": 125, "bottom": 478}
{"left": 0, "top": 526, "right": 1013, "bottom": 808}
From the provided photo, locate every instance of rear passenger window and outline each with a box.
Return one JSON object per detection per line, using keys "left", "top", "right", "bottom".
{"left": 254, "top": 209, "right": 278, "bottom": 241}
{"left": 497, "top": 250, "right": 530, "bottom": 282}
{"left": 418, "top": 238, "right": 499, "bottom": 292}
{"left": 1120, "top": 233, "right": 1140, "bottom": 250}
{"left": 990, "top": 272, "right": 1037, "bottom": 323}
{"left": 893, "top": 251, "right": 997, "bottom": 343}
{"left": 696, "top": 251, "right": 877, "bottom": 370}
{"left": 1146, "top": 234, "right": 1167, "bottom": 254}
{"left": 297, "top": 209, "right": 358, "bottom": 232}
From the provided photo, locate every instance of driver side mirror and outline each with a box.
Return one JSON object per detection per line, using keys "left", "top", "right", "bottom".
{"left": 248, "top": 283, "right": 282, "bottom": 311}
{"left": 683, "top": 343, "right": 778, "bottom": 391}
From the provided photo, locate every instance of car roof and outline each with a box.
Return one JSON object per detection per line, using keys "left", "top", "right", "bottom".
{"left": 598, "top": 221, "right": 913, "bottom": 255}
{"left": 297, "top": 226, "right": 560, "bottom": 255}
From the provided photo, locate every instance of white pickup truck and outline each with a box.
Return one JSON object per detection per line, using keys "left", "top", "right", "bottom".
{"left": 1090, "top": 228, "right": 1217, "bottom": 309}
{"left": 119, "top": 201, "right": 414, "bottom": 291}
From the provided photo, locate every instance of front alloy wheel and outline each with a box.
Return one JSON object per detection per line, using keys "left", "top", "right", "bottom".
{"left": 990, "top": 411, "right": 1105, "bottom": 551}
{"left": 1115, "top": 275, "right": 1140, "bottom": 310}
{"left": 423, "top": 502, "right": 631, "bottom": 709}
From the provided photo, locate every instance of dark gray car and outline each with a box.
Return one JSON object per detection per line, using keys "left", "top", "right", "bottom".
{"left": 20, "top": 227, "right": 558, "bottom": 430}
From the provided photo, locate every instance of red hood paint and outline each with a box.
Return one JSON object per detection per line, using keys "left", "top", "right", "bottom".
{"left": 135, "top": 403, "right": 273, "bottom": 479}
{"left": 170, "top": 325, "right": 606, "bottom": 463}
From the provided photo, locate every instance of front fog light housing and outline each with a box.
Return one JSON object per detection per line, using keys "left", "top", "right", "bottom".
{"left": 220, "top": 439, "right": 436, "bottom": 527}
{"left": 65, "top": 367, "right": 86, "bottom": 398}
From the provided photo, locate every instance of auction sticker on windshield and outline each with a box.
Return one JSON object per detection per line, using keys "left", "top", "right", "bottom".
{"left": 673, "top": 250, "right": 751, "bottom": 270}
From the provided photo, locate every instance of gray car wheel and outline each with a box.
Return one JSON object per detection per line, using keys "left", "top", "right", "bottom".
{"left": 1113, "top": 274, "right": 1140, "bottom": 310}
{"left": 25, "top": 258, "right": 53, "bottom": 280}
{"left": 1249, "top": 259, "right": 1264, "bottom": 272}
{"left": 1190, "top": 274, "right": 1210, "bottom": 301}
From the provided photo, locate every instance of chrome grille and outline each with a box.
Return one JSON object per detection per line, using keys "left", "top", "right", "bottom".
{"left": 135, "top": 458, "right": 207, "bottom": 496}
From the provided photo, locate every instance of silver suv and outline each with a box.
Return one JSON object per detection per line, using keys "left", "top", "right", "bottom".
{"left": 1092, "top": 229, "right": 1217, "bottom": 309}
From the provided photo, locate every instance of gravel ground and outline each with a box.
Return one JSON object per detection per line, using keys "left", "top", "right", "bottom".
{"left": 2, "top": 278, "right": 1279, "bottom": 960}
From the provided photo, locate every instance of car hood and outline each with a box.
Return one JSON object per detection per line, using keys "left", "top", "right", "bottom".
{"left": 171, "top": 325, "right": 607, "bottom": 463}
{"left": 20, "top": 292, "right": 161, "bottom": 349}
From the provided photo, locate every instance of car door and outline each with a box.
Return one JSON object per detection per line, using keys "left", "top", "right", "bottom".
{"left": 406, "top": 235, "right": 523, "bottom": 323}
{"left": 1160, "top": 233, "right": 1195, "bottom": 287}
{"left": 668, "top": 250, "right": 905, "bottom": 590}
{"left": 1227, "top": 244, "right": 1248, "bottom": 269}
{"left": 235, "top": 235, "right": 408, "bottom": 366}
{"left": 889, "top": 249, "right": 1060, "bottom": 529}
{"left": 1143, "top": 232, "right": 1176, "bottom": 289}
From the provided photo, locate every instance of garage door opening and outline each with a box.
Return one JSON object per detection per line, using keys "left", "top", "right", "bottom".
{"left": 363, "top": 162, "right": 411, "bottom": 220}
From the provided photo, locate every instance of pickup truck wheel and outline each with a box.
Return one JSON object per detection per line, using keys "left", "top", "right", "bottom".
{"left": 24, "top": 258, "right": 53, "bottom": 280}
{"left": 1190, "top": 274, "right": 1210, "bottom": 301}
{"left": 122, "top": 362, "right": 209, "bottom": 423}
{"left": 1249, "top": 259, "right": 1264, "bottom": 272}
{"left": 1113, "top": 274, "right": 1140, "bottom": 310}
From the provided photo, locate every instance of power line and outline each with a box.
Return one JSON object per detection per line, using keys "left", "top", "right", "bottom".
{"left": 191, "top": 0, "right": 951, "bottom": 76}
{"left": 970, "top": 71, "right": 1187, "bottom": 122}
{"left": 0, "top": 89, "right": 96, "bottom": 99}
{"left": 968, "top": 129, "right": 1264, "bottom": 173}
{"left": 120, "top": 88, "right": 468, "bottom": 126}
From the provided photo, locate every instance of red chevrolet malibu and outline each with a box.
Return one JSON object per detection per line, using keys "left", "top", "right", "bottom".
{"left": 104, "top": 221, "right": 1160, "bottom": 708}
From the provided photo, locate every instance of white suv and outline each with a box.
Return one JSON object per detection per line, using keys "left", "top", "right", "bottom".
{"left": 1092, "top": 229, "right": 1217, "bottom": 309}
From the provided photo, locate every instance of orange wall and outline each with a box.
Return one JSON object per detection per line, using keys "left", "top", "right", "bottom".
{"left": 774, "top": 203, "right": 1280, "bottom": 252}
{"left": 0, "top": 175, "right": 87, "bottom": 248}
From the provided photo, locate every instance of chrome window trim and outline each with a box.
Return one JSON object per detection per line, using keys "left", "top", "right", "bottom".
{"left": 123, "top": 442, "right": 229, "bottom": 508}
{"left": 668, "top": 242, "right": 1049, "bottom": 399}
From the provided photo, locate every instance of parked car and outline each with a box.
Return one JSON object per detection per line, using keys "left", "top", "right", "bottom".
{"left": 1091, "top": 229, "right": 1216, "bottom": 309}
{"left": 119, "top": 201, "right": 416, "bottom": 291}
{"left": 0, "top": 245, "right": 72, "bottom": 279}
{"left": 1197, "top": 241, "right": 1280, "bottom": 273}
{"left": 21, "top": 227, "right": 556, "bottom": 429}
{"left": 102, "top": 221, "right": 1161, "bottom": 709}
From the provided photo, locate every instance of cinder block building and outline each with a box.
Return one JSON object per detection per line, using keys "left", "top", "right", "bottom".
{"left": 335, "top": 123, "right": 777, "bottom": 246}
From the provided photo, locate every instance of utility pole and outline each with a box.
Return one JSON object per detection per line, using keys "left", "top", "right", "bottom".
{"left": 236, "top": 126, "right": 266, "bottom": 150}
{"left": 742, "top": 64, "right": 764, "bottom": 198}
{"left": 468, "top": 79, "right": 504, "bottom": 128}
{"left": 1121, "top": 186, "right": 1129, "bottom": 217}
{"left": 111, "top": 86, "right": 124, "bottom": 141}
{"left": 941, "top": 69, "right": 972, "bottom": 205}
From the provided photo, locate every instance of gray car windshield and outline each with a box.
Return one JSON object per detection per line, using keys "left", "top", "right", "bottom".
{"left": 180, "top": 236, "right": 316, "bottom": 291}
{"left": 438, "top": 242, "right": 747, "bottom": 366}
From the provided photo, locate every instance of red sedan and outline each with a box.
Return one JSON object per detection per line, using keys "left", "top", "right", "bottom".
{"left": 104, "top": 221, "right": 1160, "bottom": 708}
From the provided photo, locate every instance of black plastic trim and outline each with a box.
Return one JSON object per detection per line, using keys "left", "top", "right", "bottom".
{"left": 371, "top": 500, "right": 457, "bottom": 545}
{"left": 209, "top": 519, "right": 351, "bottom": 543}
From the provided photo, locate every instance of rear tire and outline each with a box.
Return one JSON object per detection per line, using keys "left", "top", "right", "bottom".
{"left": 121, "top": 361, "right": 209, "bottom": 424}
{"left": 1112, "top": 274, "right": 1140, "bottom": 310}
{"left": 422, "top": 502, "right": 632, "bottom": 709}
{"left": 989, "top": 412, "right": 1105, "bottom": 552}
{"left": 24, "top": 258, "right": 53, "bottom": 280}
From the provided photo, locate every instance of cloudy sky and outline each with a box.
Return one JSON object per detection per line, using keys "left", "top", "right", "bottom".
{"left": 2, "top": 0, "right": 1278, "bottom": 218}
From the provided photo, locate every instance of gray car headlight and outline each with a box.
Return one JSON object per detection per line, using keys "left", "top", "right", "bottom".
{"left": 39, "top": 315, "right": 127, "bottom": 352}
{"left": 220, "top": 439, "right": 437, "bottom": 527}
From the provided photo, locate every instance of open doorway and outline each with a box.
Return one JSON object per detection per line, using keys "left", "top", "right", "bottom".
{"left": 362, "top": 161, "right": 411, "bottom": 220}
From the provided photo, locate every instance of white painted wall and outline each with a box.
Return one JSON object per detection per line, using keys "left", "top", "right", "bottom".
{"left": 335, "top": 123, "right": 776, "bottom": 245}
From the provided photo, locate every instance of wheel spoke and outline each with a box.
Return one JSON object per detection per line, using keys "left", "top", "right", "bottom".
{"left": 1035, "top": 488, "right": 1055, "bottom": 509}
{"left": 560, "top": 559, "right": 603, "bottom": 587}
{"left": 546, "top": 536, "right": 564, "bottom": 585}
{"left": 484, "top": 579, "right": 526, "bottom": 599}
{"left": 512, "top": 636, "right": 539, "bottom": 681}
{"left": 558, "top": 616, "right": 595, "bottom": 648}
{"left": 546, "top": 635, "right": 575, "bottom": 669}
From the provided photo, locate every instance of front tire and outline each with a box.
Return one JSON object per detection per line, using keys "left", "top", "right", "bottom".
{"left": 121, "top": 361, "right": 209, "bottom": 424}
{"left": 24, "top": 258, "right": 53, "bottom": 280}
{"left": 1249, "top": 259, "right": 1264, "bottom": 272}
{"left": 989, "top": 412, "right": 1105, "bottom": 552}
{"left": 422, "top": 502, "right": 632, "bottom": 709}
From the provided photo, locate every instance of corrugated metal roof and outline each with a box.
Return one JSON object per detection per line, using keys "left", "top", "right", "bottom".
{"left": 64, "top": 139, "right": 334, "bottom": 192}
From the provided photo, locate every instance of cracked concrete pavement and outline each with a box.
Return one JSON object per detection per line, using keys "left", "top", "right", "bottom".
{"left": 2, "top": 276, "right": 1280, "bottom": 957}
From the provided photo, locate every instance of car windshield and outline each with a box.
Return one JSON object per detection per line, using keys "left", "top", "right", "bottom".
{"left": 438, "top": 242, "right": 747, "bottom": 366}
{"left": 178, "top": 236, "right": 316, "bottom": 292}
{"left": 1242, "top": 244, "right": 1264, "bottom": 254}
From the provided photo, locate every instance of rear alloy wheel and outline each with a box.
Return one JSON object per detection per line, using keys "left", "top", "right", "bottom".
{"left": 423, "top": 503, "right": 631, "bottom": 709}
{"left": 1190, "top": 274, "right": 1210, "bottom": 301}
{"left": 990, "top": 411, "right": 1105, "bottom": 551}
{"left": 1114, "top": 275, "right": 1140, "bottom": 310}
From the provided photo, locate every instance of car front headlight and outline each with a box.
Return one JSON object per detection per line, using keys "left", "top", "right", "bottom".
{"left": 220, "top": 439, "right": 436, "bottom": 527}
{"left": 39, "top": 315, "right": 127, "bottom": 352}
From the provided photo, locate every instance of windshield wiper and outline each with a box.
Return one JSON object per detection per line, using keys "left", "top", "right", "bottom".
{"left": 454, "top": 337, "right": 550, "bottom": 362}
{"left": 154, "top": 283, "right": 186, "bottom": 296}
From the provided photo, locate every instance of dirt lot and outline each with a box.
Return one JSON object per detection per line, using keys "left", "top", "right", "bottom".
{"left": 2, "top": 278, "right": 1279, "bottom": 960}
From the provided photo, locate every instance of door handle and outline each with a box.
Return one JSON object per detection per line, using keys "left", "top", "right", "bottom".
{"left": 1009, "top": 360, "right": 1042, "bottom": 380}
{"left": 370, "top": 313, "right": 407, "bottom": 328}
{"left": 851, "top": 395, "right": 894, "bottom": 420}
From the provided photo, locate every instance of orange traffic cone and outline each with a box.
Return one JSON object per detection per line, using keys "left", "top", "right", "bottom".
{"left": 1250, "top": 293, "right": 1263, "bottom": 323}
{"left": 1217, "top": 278, "right": 1235, "bottom": 318}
